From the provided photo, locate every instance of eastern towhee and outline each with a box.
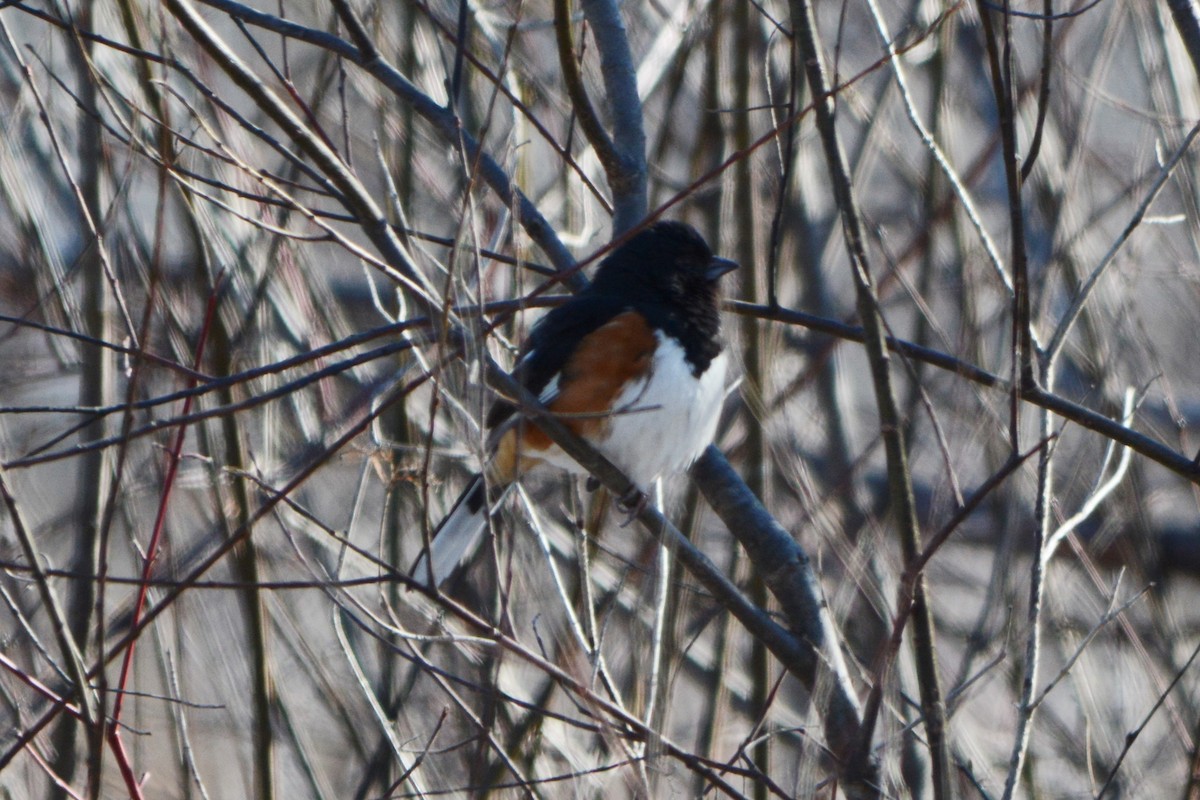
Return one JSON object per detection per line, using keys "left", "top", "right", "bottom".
{"left": 415, "top": 221, "right": 737, "bottom": 585}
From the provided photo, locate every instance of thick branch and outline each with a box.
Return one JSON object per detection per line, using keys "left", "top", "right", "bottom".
{"left": 690, "top": 449, "right": 874, "bottom": 795}
{"left": 482, "top": 364, "right": 813, "bottom": 678}
{"left": 554, "top": 0, "right": 624, "bottom": 202}
{"left": 578, "top": 0, "right": 648, "bottom": 231}
{"left": 1166, "top": 0, "right": 1200, "bottom": 77}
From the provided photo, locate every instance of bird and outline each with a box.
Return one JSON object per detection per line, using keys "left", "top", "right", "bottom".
{"left": 414, "top": 220, "right": 738, "bottom": 585}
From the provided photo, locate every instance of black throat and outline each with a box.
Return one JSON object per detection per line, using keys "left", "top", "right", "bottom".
{"left": 630, "top": 284, "right": 723, "bottom": 377}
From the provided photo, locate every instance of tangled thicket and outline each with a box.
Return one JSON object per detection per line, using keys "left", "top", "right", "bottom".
{"left": 2, "top": 1, "right": 1200, "bottom": 798}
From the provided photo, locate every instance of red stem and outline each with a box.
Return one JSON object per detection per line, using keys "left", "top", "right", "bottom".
{"left": 106, "top": 272, "right": 225, "bottom": 798}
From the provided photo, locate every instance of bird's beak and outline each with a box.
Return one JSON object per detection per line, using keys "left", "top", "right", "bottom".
{"left": 706, "top": 256, "right": 739, "bottom": 281}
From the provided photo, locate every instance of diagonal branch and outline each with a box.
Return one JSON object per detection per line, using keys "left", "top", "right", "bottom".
{"left": 554, "top": 0, "right": 623, "bottom": 195}
{"left": 190, "top": 0, "right": 579, "bottom": 276}
{"left": 576, "top": 0, "right": 648, "bottom": 231}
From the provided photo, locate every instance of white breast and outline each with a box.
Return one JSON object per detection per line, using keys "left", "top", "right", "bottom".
{"left": 539, "top": 332, "right": 727, "bottom": 489}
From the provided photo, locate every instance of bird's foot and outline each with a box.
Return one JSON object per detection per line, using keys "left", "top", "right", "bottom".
{"left": 616, "top": 488, "right": 647, "bottom": 528}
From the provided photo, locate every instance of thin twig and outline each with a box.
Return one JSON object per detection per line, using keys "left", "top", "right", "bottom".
{"left": 789, "top": 0, "right": 949, "bottom": 793}
{"left": 1046, "top": 115, "right": 1200, "bottom": 361}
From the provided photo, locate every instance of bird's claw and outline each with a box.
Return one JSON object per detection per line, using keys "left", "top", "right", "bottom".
{"left": 616, "top": 488, "right": 647, "bottom": 528}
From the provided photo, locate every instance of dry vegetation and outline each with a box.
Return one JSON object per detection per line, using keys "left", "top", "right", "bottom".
{"left": 2, "top": 0, "right": 1200, "bottom": 798}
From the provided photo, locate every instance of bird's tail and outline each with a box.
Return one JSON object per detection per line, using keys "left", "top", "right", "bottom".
{"left": 412, "top": 474, "right": 497, "bottom": 586}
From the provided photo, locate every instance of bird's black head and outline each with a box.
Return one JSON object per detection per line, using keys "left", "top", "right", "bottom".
{"left": 588, "top": 221, "right": 737, "bottom": 374}
{"left": 589, "top": 221, "right": 738, "bottom": 305}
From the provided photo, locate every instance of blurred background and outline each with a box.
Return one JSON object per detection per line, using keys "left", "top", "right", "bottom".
{"left": 1, "top": 0, "right": 1200, "bottom": 797}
